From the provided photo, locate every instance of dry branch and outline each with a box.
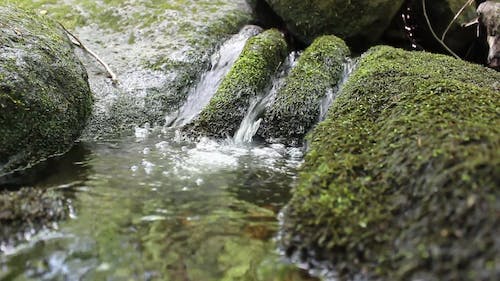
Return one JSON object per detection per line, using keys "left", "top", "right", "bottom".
{"left": 58, "top": 23, "right": 119, "bottom": 85}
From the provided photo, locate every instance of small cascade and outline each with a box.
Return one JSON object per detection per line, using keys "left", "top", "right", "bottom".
{"left": 319, "top": 58, "right": 357, "bottom": 121}
{"left": 167, "top": 25, "right": 262, "bottom": 127}
{"left": 233, "top": 52, "right": 299, "bottom": 144}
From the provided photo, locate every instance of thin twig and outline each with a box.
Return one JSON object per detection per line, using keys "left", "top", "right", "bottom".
{"left": 58, "top": 23, "right": 119, "bottom": 85}
{"left": 441, "top": 0, "right": 475, "bottom": 41}
{"left": 422, "top": 0, "right": 461, "bottom": 59}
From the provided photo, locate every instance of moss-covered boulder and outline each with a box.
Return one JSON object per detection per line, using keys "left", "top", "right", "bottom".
{"left": 264, "top": 0, "right": 404, "bottom": 47}
{"left": 0, "top": 6, "right": 92, "bottom": 176}
{"left": 186, "top": 29, "right": 288, "bottom": 138}
{"left": 282, "top": 46, "right": 500, "bottom": 280}
{"left": 258, "top": 35, "right": 350, "bottom": 145}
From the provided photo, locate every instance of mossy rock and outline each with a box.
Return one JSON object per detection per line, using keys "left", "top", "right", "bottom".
{"left": 186, "top": 29, "right": 288, "bottom": 138}
{"left": 281, "top": 46, "right": 500, "bottom": 280}
{"left": 0, "top": 6, "right": 92, "bottom": 176}
{"left": 264, "top": 0, "right": 404, "bottom": 48}
{"left": 258, "top": 35, "right": 350, "bottom": 145}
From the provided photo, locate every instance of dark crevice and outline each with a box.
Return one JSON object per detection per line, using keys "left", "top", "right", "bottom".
{"left": 249, "top": 0, "right": 491, "bottom": 66}
{"left": 249, "top": 0, "right": 306, "bottom": 51}
{"left": 382, "top": 0, "right": 489, "bottom": 65}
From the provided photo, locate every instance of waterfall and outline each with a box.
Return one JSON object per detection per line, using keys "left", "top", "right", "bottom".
{"left": 319, "top": 58, "right": 357, "bottom": 121}
{"left": 166, "top": 25, "right": 262, "bottom": 127}
{"left": 233, "top": 52, "right": 299, "bottom": 144}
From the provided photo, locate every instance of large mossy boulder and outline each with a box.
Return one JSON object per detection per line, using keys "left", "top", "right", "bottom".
{"left": 0, "top": 6, "right": 92, "bottom": 176}
{"left": 186, "top": 29, "right": 288, "bottom": 138}
{"left": 264, "top": 0, "right": 404, "bottom": 47}
{"left": 282, "top": 46, "right": 500, "bottom": 280}
{"left": 258, "top": 35, "right": 350, "bottom": 145}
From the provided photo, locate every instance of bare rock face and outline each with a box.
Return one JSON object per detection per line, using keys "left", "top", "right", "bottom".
{"left": 478, "top": 1, "right": 500, "bottom": 68}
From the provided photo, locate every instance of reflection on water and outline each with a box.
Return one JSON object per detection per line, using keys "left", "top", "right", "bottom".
{"left": 0, "top": 127, "right": 320, "bottom": 281}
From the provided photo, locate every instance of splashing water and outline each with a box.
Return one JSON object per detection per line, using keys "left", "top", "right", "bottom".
{"left": 319, "top": 58, "right": 357, "bottom": 121}
{"left": 0, "top": 127, "right": 313, "bottom": 281}
{"left": 233, "top": 52, "right": 300, "bottom": 144}
{"left": 167, "top": 26, "right": 263, "bottom": 127}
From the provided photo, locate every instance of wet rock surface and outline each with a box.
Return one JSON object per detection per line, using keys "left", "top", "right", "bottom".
{"left": 0, "top": 6, "right": 92, "bottom": 176}
{"left": 282, "top": 46, "right": 500, "bottom": 280}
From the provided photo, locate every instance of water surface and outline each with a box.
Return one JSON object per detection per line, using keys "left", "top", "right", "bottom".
{"left": 1, "top": 128, "right": 319, "bottom": 281}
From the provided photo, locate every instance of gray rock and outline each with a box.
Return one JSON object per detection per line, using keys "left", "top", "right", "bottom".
{"left": 478, "top": 1, "right": 500, "bottom": 68}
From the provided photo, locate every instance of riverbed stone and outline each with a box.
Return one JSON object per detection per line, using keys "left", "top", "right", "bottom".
{"left": 258, "top": 35, "right": 350, "bottom": 146}
{"left": 186, "top": 29, "right": 288, "bottom": 138}
{"left": 11, "top": 0, "right": 255, "bottom": 139}
{"left": 264, "top": 0, "right": 404, "bottom": 47}
{"left": 281, "top": 46, "right": 500, "bottom": 280}
{"left": 0, "top": 187, "right": 68, "bottom": 244}
{"left": 0, "top": 6, "right": 93, "bottom": 176}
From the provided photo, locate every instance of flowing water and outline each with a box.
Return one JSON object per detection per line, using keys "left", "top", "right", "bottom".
{"left": 233, "top": 52, "right": 299, "bottom": 144}
{"left": 167, "top": 26, "right": 263, "bottom": 127}
{"left": 319, "top": 59, "right": 357, "bottom": 122}
{"left": 0, "top": 126, "right": 322, "bottom": 281}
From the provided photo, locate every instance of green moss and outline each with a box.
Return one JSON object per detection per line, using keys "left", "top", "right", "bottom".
{"left": 0, "top": 6, "right": 93, "bottom": 175}
{"left": 258, "top": 35, "right": 349, "bottom": 145}
{"left": 187, "top": 29, "right": 288, "bottom": 138}
{"left": 282, "top": 46, "right": 500, "bottom": 280}
{"left": 265, "top": 0, "right": 404, "bottom": 45}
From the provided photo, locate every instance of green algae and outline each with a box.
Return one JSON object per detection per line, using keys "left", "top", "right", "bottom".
{"left": 186, "top": 29, "right": 288, "bottom": 138}
{"left": 0, "top": 6, "right": 93, "bottom": 175}
{"left": 282, "top": 46, "right": 500, "bottom": 280}
{"left": 258, "top": 35, "right": 350, "bottom": 145}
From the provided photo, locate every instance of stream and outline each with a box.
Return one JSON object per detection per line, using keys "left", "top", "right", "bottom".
{"left": 0, "top": 4, "right": 358, "bottom": 276}
{"left": 0, "top": 128, "right": 320, "bottom": 281}
{"left": 0, "top": 27, "right": 325, "bottom": 281}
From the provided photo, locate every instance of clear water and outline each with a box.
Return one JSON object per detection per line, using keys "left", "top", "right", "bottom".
{"left": 0, "top": 127, "right": 320, "bottom": 281}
